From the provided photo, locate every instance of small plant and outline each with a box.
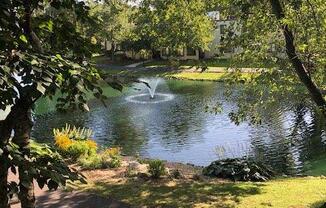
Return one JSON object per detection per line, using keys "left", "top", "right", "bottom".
{"left": 148, "top": 159, "right": 166, "bottom": 179}
{"left": 171, "top": 169, "right": 183, "bottom": 179}
{"left": 107, "top": 155, "right": 122, "bottom": 168}
{"left": 102, "top": 147, "right": 122, "bottom": 168}
{"left": 104, "top": 147, "right": 121, "bottom": 157}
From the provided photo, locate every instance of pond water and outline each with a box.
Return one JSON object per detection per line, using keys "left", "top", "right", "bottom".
{"left": 32, "top": 78, "right": 326, "bottom": 174}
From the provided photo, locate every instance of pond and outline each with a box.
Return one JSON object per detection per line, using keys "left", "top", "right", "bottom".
{"left": 32, "top": 78, "right": 326, "bottom": 174}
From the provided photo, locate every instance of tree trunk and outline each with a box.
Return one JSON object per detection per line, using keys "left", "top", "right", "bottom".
{"left": 22, "top": 0, "right": 43, "bottom": 53}
{"left": 17, "top": 0, "right": 43, "bottom": 206}
{"left": 0, "top": 160, "right": 9, "bottom": 208}
{"left": 270, "top": 0, "right": 326, "bottom": 116}
{"left": 12, "top": 105, "right": 35, "bottom": 208}
{"left": 111, "top": 42, "right": 115, "bottom": 61}
{"left": 0, "top": 112, "right": 15, "bottom": 208}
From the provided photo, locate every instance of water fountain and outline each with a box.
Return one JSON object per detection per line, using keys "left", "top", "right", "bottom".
{"left": 125, "top": 78, "right": 174, "bottom": 104}
{"left": 147, "top": 79, "right": 160, "bottom": 99}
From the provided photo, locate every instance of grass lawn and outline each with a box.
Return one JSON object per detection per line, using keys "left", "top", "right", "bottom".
{"left": 143, "top": 58, "right": 233, "bottom": 68}
{"left": 100, "top": 65, "right": 257, "bottom": 82}
{"left": 74, "top": 157, "right": 326, "bottom": 208}
{"left": 165, "top": 72, "right": 254, "bottom": 81}
{"left": 143, "top": 58, "right": 270, "bottom": 69}
{"left": 80, "top": 177, "right": 326, "bottom": 208}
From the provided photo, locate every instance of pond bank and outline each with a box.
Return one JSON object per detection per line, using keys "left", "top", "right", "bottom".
{"left": 98, "top": 64, "right": 256, "bottom": 82}
{"left": 75, "top": 157, "right": 326, "bottom": 208}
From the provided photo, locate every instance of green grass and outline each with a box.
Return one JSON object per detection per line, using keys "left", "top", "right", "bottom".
{"left": 143, "top": 58, "right": 271, "bottom": 69}
{"left": 143, "top": 58, "right": 233, "bottom": 68}
{"left": 166, "top": 72, "right": 254, "bottom": 81}
{"left": 100, "top": 65, "right": 257, "bottom": 82}
{"left": 80, "top": 177, "right": 326, "bottom": 208}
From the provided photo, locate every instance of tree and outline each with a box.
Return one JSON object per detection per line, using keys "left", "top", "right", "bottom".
{"left": 136, "top": 0, "right": 214, "bottom": 54}
{"left": 0, "top": 0, "right": 121, "bottom": 207}
{"left": 89, "top": 0, "right": 135, "bottom": 60}
{"left": 214, "top": 0, "right": 326, "bottom": 120}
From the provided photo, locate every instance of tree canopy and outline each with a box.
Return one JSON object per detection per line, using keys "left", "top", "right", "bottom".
{"left": 0, "top": 0, "right": 121, "bottom": 207}
{"left": 136, "top": 0, "right": 214, "bottom": 51}
{"left": 212, "top": 0, "right": 326, "bottom": 122}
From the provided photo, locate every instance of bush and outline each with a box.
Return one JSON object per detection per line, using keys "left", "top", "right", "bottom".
{"left": 101, "top": 147, "right": 122, "bottom": 168}
{"left": 53, "top": 124, "right": 97, "bottom": 161}
{"left": 78, "top": 147, "right": 122, "bottom": 170}
{"left": 148, "top": 160, "right": 166, "bottom": 179}
{"left": 203, "top": 158, "right": 275, "bottom": 182}
{"left": 67, "top": 140, "right": 97, "bottom": 160}
{"left": 78, "top": 154, "right": 103, "bottom": 170}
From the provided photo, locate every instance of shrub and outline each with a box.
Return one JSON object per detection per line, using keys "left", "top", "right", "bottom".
{"left": 107, "top": 155, "right": 121, "bottom": 168}
{"left": 78, "top": 154, "right": 103, "bottom": 170}
{"left": 148, "top": 160, "right": 166, "bottom": 179}
{"left": 78, "top": 147, "right": 122, "bottom": 170}
{"left": 102, "top": 147, "right": 122, "bottom": 168}
{"left": 53, "top": 124, "right": 97, "bottom": 161}
{"left": 103, "top": 147, "right": 121, "bottom": 158}
{"left": 67, "top": 141, "right": 97, "bottom": 160}
{"left": 202, "top": 158, "right": 275, "bottom": 182}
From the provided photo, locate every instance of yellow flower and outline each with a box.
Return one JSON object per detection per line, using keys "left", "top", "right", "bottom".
{"left": 86, "top": 140, "right": 97, "bottom": 149}
{"left": 55, "top": 133, "right": 73, "bottom": 150}
{"left": 104, "top": 147, "right": 121, "bottom": 157}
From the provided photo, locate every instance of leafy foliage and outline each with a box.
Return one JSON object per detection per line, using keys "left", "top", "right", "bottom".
{"left": 148, "top": 159, "right": 166, "bottom": 179}
{"left": 54, "top": 125, "right": 97, "bottom": 160}
{"left": 1, "top": 141, "right": 86, "bottom": 197}
{"left": 136, "top": 0, "right": 214, "bottom": 52}
{"left": 212, "top": 0, "right": 326, "bottom": 121}
{"left": 0, "top": 0, "right": 122, "bottom": 113}
{"left": 53, "top": 124, "right": 93, "bottom": 141}
{"left": 78, "top": 147, "right": 122, "bottom": 170}
{"left": 89, "top": 0, "right": 136, "bottom": 46}
{"left": 203, "top": 158, "right": 275, "bottom": 182}
{"left": 0, "top": 0, "right": 123, "bottom": 206}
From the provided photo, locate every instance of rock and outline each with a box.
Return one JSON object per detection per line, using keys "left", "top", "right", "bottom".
{"left": 125, "top": 161, "right": 146, "bottom": 177}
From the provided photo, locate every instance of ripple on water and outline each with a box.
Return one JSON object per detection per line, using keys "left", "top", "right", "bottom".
{"left": 125, "top": 93, "right": 174, "bottom": 104}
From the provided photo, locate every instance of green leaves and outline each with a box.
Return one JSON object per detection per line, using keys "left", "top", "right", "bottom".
{"left": 36, "top": 82, "right": 46, "bottom": 95}
{"left": 39, "top": 20, "right": 53, "bottom": 32}
{"left": 19, "top": 35, "right": 28, "bottom": 43}
{"left": 136, "top": 0, "right": 214, "bottom": 51}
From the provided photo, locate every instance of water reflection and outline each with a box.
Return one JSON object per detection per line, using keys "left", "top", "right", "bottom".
{"left": 32, "top": 79, "right": 326, "bottom": 173}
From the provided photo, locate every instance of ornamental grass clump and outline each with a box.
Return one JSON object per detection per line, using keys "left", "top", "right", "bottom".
{"left": 148, "top": 159, "right": 166, "bottom": 179}
{"left": 53, "top": 124, "right": 97, "bottom": 160}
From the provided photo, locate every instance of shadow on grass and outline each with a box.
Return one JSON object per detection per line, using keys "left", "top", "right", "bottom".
{"left": 310, "top": 200, "right": 325, "bottom": 208}
{"left": 86, "top": 179, "right": 266, "bottom": 208}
